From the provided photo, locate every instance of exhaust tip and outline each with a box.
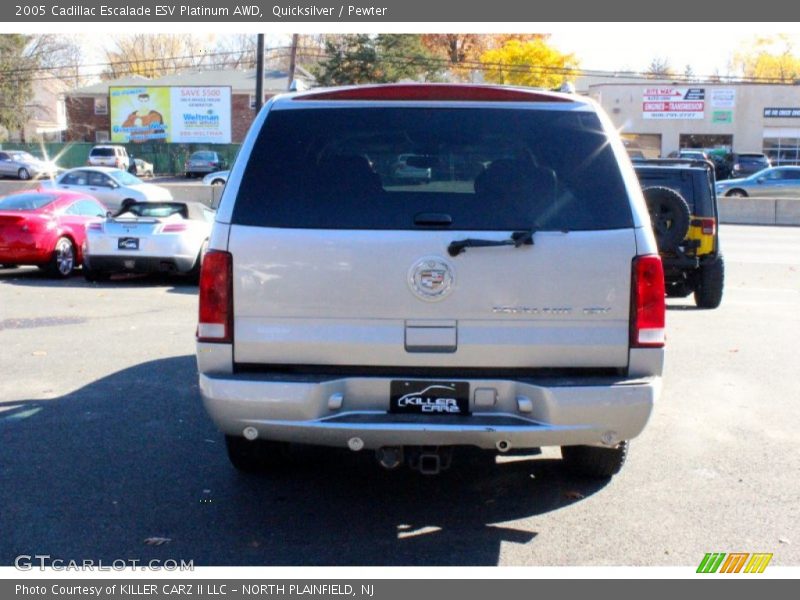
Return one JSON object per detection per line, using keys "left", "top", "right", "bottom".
{"left": 376, "top": 446, "right": 403, "bottom": 469}
{"left": 347, "top": 437, "right": 364, "bottom": 452}
{"left": 496, "top": 440, "right": 511, "bottom": 453}
{"left": 242, "top": 426, "right": 258, "bottom": 441}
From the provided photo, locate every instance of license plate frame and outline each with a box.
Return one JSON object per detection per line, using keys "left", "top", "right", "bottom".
{"left": 389, "top": 380, "right": 470, "bottom": 415}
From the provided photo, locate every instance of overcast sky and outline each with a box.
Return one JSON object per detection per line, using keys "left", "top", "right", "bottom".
{"left": 549, "top": 25, "right": 800, "bottom": 77}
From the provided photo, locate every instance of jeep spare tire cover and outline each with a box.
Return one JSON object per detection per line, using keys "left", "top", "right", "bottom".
{"left": 642, "top": 186, "right": 691, "bottom": 251}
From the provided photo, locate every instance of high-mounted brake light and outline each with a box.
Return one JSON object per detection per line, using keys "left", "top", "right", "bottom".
{"left": 87, "top": 222, "right": 103, "bottom": 231}
{"left": 631, "top": 255, "right": 665, "bottom": 348}
{"left": 162, "top": 223, "right": 188, "bottom": 233}
{"left": 197, "top": 250, "right": 233, "bottom": 343}
{"left": 294, "top": 84, "right": 574, "bottom": 103}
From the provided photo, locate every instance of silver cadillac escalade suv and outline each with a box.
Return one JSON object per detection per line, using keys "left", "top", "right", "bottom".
{"left": 197, "top": 84, "right": 665, "bottom": 477}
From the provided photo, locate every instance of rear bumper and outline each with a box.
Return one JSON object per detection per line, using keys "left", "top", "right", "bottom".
{"left": 85, "top": 254, "right": 195, "bottom": 273}
{"left": 199, "top": 366, "right": 660, "bottom": 450}
{"left": 0, "top": 238, "right": 52, "bottom": 264}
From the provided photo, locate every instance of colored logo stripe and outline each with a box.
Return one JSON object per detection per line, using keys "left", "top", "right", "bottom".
{"left": 744, "top": 553, "right": 773, "bottom": 573}
{"left": 697, "top": 553, "right": 726, "bottom": 573}
{"left": 697, "top": 552, "right": 773, "bottom": 573}
{"left": 720, "top": 553, "right": 749, "bottom": 573}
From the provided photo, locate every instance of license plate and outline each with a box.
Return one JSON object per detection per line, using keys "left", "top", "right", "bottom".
{"left": 118, "top": 237, "right": 139, "bottom": 250}
{"left": 390, "top": 380, "right": 470, "bottom": 415}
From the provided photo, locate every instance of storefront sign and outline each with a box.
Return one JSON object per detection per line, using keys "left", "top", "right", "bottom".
{"left": 763, "top": 107, "right": 800, "bottom": 118}
{"left": 643, "top": 87, "right": 705, "bottom": 119}
{"left": 710, "top": 89, "right": 736, "bottom": 108}
{"left": 712, "top": 110, "right": 733, "bottom": 124}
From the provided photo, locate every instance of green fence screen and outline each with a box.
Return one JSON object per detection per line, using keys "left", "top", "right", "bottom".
{"left": 0, "top": 142, "right": 241, "bottom": 175}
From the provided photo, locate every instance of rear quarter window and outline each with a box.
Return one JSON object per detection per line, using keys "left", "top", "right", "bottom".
{"left": 0, "top": 193, "right": 57, "bottom": 211}
{"left": 232, "top": 107, "right": 633, "bottom": 231}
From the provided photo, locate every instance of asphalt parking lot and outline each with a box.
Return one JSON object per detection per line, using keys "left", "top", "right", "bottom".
{"left": 1, "top": 224, "right": 798, "bottom": 567}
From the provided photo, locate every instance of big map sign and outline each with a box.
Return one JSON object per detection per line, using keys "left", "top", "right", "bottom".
{"left": 642, "top": 87, "right": 705, "bottom": 120}
{"left": 109, "top": 86, "right": 232, "bottom": 144}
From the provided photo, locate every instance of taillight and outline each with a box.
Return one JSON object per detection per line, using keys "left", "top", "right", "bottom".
{"left": 699, "top": 218, "right": 716, "bottom": 236}
{"left": 631, "top": 255, "right": 665, "bottom": 348}
{"left": 162, "top": 223, "right": 188, "bottom": 233}
{"left": 197, "top": 250, "right": 232, "bottom": 343}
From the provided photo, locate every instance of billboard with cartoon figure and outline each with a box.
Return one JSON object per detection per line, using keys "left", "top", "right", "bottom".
{"left": 110, "top": 86, "right": 232, "bottom": 144}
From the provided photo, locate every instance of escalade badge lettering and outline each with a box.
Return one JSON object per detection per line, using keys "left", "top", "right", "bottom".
{"left": 408, "top": 257, "right": 454, "bottom": 301}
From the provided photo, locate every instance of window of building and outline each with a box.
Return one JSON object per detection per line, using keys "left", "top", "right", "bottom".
{"left": 763, "top": 131, "right": 800, "bottom": 166}
{"left": 621, "top": 134, "right": 661, "bottom": 159}
{"left": 94, "top": 97, "right": 108, "bottom": 115}
{"left": 679, "top": 134, "right": 733, "bottom": 153}
{"left": 249, "top": 94, "right": 256, "bottom": 110}
{"left": 95, "top": 130, "right": 110, "bottom": 142}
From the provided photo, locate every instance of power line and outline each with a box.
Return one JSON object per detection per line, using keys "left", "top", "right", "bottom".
{"left": 1, "top": 44, "right": 798, "bottom": 86}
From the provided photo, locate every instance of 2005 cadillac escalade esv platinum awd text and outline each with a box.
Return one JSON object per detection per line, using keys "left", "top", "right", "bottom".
{"left": 196, "top": 84, "right": 665, "bottom": 478}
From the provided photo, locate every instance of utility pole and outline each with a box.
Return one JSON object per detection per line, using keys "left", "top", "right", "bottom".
{"left": 255, "top": 33, "right": 264, "bottom": 112}
{"left": 287, "top": 34, "right": 299, "bottom": 90}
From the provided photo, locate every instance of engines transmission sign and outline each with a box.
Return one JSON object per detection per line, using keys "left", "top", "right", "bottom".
{"left": 643, "top": 87, "right": 705, "bottom": 120}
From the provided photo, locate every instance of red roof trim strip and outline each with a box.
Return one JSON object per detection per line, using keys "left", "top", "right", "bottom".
{"left": 294, "top": 84, "right": 574, "bottom": 103}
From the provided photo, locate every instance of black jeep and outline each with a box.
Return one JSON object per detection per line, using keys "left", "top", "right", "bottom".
{"left": 634, "top": 159, "right": 724, "bottom": 309}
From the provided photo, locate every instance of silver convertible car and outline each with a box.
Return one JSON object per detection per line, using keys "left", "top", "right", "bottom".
{"left": 715, "top": 166, "right": 800, "bottom": 198}
{"left": 83, "top": 201, "right": 214, "bottom": 282}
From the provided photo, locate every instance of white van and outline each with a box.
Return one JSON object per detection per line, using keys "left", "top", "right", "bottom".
{"left": 87, "top": 145, "right": 129, "bottom": 170}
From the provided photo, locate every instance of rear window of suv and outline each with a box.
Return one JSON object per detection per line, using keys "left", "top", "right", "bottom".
{"left": 232, "top": 107, "right": 633, "bottom": 231}
{"left": 635, "top": 168, "right": 711, "bottom": 214}
{"left": 90, "top": 148, "right": 115, "bottom": 157}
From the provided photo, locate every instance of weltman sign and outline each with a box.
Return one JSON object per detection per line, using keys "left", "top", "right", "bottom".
{"left": 643, "top": 87, "right": 705, "bottom": 120}
{"left": 110, "top": 86, "right": 232, "bottom": 144}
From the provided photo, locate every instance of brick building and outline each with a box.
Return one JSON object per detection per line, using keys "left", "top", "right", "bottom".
{"left": 65, "top": 68, "right": 312, "bottom": 144}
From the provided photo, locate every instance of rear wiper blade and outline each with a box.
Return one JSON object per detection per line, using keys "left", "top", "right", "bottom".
{"left": 447, "top": 230, "right": 534, "bottom": 257}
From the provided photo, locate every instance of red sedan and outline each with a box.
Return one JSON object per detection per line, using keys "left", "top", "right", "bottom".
{"left": 0, "top": 190, "right": 107, "bottom": 277}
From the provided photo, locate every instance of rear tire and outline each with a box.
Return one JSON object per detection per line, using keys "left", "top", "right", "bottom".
{"left": 642, "top": 186, "right": 692, "bottom": 252}
{"left": 225, "top": 435, "right": 288, "bottom": 473}
{"left": 18, "top": 168, "right": 30, "bottom": 180}
{"left": 561, "top": 441, "right": 628, "bottom": 478}
{"left": 48, "top": 237, "right": 75, "bottom": 278}
{"left": 694, "top": 255, "right": 725, "bottom": 309}
{"left": 726, "top": 189, "right": 747, "bottom": 198}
